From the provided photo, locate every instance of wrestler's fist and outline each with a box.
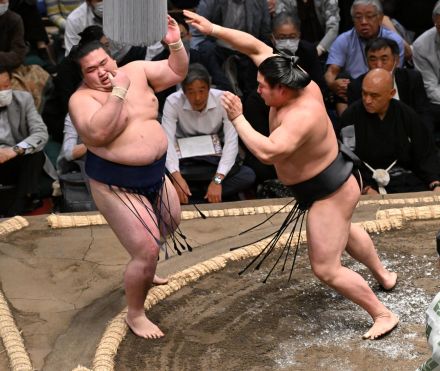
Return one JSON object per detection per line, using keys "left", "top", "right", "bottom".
{"left": 221, "top": 91, "right": 243, "bottom": 121}
{"left": 108, "top": 69, "right": 130, "bottom": 90}
{"left": 183, "top": 10, "right": 214, "bottom": 35}
{"left": 163, "top": 15, "right": 181, "bottom": 44}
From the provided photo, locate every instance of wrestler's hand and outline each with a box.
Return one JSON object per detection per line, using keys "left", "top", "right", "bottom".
{"left": 107, "top": 69, "right": 130, "bottom": 90}
{"left": 171, "top": 171, "right": 191, "bottom": 204}
{"left": 163, "top": 15, "right": 181, "bottom": 44}
{"left": 183, "top": 10, "right": 214, "bottom": 35}
{"left": 205, "top": 182, "right": 222, "bottom": 203}
{"left": 221, "top": 91, "right": 243, "bottom": 121}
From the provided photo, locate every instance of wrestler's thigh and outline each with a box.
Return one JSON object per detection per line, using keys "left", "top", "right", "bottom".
{"left": 158, "top": 176, "right": 181, "bottom": 229}
{"left": 89, "top": 179, "right": 160, "bottom": 258}
{"left": 306, "top": 176, "right": 359, "bottom": 265}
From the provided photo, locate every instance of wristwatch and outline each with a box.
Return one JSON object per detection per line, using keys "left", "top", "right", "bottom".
{"left": 213, "top": 175, "right": 223, "bottom": 185}
{"left": 12, "top": 146, "right": 25, "bottom": 156}
{"left": 430, "top": 181, "right": 440, "bottom": 190}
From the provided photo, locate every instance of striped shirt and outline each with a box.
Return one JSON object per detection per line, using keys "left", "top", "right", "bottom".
{"left": 45, "top": 0, "right": 83, "bottom": 30}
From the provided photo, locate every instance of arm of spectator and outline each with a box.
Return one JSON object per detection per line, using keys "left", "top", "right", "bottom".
{"left": 413, "top": 48, "right": 440, "bottom": 104}
{"left": 184, "top": 10, "right": 274, "bottom": 67}
{"left": 318, "top": 0, "right": 340, "bottom": 54}
{"left": 381, "top": 16, "right": 412, "bottom": 61}
{"left": 0, "top": 14, "right": 27, "bottom": 69}
{"left": 22, "top": 92, "right": 49, "bottom": 152}
{"left": 64, "top": 16, "right": 81, "bottom": 56}
{"left": 325, "top": 64, "right": 349, "bottom": 98}
{"left": 217, "top": 109, "right": 239, "bottom": 176}
{"left": 60, "top": 114, "right": 85, "bottom": 162}
{"left": 259, "top": 0, "right": 272, "bottom": 45}
{"left": 189, "top": 0, "right": 216, "bottom": 50}
{"left": 45, "top": 0, "right": 67, "bottom": 30}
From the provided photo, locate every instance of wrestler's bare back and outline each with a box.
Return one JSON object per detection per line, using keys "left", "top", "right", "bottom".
{"left": 270, "top": 81, "right": 338, "bottom": 186}
{"left": 71, "top": 61, "right": 168, "bottom": 166}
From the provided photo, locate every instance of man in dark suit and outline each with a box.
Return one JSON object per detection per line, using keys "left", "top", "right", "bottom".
{"left": 345, "top": 37, "right": 433, "bottom": 133}
{"left": 0, "top": 67, "right": 49, "bottom": 216}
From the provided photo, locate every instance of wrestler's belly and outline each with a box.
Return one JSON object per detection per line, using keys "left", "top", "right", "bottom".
{"left": 88, "top": 120, "right": 168, "bottom": 166}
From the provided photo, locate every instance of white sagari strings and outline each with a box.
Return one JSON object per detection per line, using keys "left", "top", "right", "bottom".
{"left": 103, "top": 0, "right": 168, "bottom": 46}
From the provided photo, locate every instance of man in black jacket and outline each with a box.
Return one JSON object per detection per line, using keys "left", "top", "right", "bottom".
{"left": 341, "top": 68, "right": 440, "bottom": 195}
{"left": 345, "top": 37, "right": 433, "bottom": 133}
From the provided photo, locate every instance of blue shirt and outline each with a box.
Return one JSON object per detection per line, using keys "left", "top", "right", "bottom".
{"left": 326, "top": 26, "right": 405, "bottom": 79}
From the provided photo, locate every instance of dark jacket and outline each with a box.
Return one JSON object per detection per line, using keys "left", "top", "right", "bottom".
{"left": 0, "top": 10, "right": 27, "bottom": 68}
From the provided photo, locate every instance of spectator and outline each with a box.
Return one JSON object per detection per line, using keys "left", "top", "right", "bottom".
{"left": 274, "top": 0, "right": 340, "bottom": 57}
{"left": 56, "top": 113, "right": 86, "bottom": 174}
{"left": 0, "top": 0, "right": 27, "bottom": 70}
{"left": 0, "top": 67, "right": 49, "bottom": 216}
{"left": 9, "top": 0, "right": 57, "bottom": 73}
{"left": 191, "top": 0, "right": 271, "bottom": 97}
{"left": 42, "top": 25, "right": 109, "bottom": 143}
{"left": 271, "top": 11, "right": 328, "bottom": 95}
{"left": 345, "top": 37, "right": 433, "bottom": 133}
{"left": 44, "top": 0, "right": 82, "bottom": 33}
{"left": 340, "top": 68, "right": 440, "bottom": 195}
{"left": 412, "top": 1, "right": 440, "bottom": 136}
{"left": 162, "top": 63, "right": 256, "bottom": 204}
{"left": 64, "top": 0, "right": 150, "bottom": 64}
{"left": 325, "top": 0, "right": 404, "bottom": 105}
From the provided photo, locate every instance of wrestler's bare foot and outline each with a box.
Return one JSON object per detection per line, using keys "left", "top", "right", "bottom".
{"left": 126, "top": 313, "right": 164, "bottom": 339}
{"left": 378, "top": 271, "right": 398, "bottom": 291}
{"left": 153, "top": 274, "right": 168, "bottom": 285}
{"left": 362, "top": 311, "right": 399, "bottom": 340}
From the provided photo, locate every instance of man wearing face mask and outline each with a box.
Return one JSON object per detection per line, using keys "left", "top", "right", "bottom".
{"left": 0, "top": 0, "right": 27, "bottom": 70}
{"left": 0, "top": 67, "right": 49, "bottom": 217}
{"left": 343, "top": 37, "right": 433, "bottom": 133}
{"left": 271, "top": 11, "right": 327, "bottom": 95}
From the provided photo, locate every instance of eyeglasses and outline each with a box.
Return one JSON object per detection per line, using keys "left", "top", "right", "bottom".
{"left": 353, "top": 13, "right": 378, "bottom": 22}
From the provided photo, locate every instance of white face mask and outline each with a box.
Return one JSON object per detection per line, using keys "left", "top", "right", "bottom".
{"left": 93, "top": 2, "right": 103, "bottom": 19}
{"left": 275, "top": 38, "right": 300, "bottom": 55}
{"left": 0, "top": 89, "right": 12, "bottom": 107}
{"left": 0, "top": 2, "right": 9, "bottom": 16}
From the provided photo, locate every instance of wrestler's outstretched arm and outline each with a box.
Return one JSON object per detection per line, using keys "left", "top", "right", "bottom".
{"left": 183, "top": 10, "right": 273, "bottom": 67}
{"left": 145, "top": 15, "right": 189, "bottom": 92}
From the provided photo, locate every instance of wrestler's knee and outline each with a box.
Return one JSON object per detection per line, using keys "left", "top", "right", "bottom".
{"left": 310, "top": 261, "right": 339, "bottom": 284}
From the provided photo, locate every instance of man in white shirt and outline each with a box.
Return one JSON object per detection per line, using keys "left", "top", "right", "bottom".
{"left": 162, "top": 63, "right": 255, "bottom": 203}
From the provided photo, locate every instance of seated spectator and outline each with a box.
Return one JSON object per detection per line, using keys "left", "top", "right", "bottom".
{"left": 0, "top": 67, "right": 49, "bottom": 216}
{"left": 412, "top": 1, "right": 440, "bottom": 136}
{"left": 56, "top": 113, "right": 86, "bottom": 175}
{"left": 325, "top": 0, "right": 404, "bottom": 108}
{"left": 271, "top": 11, "right": 328, "bottom": 96}
{"left": 42, "top": 25, "right": 109, "bottom": 143}
{"left": 44, "top": 0, "right": 82, "bottom": 33}
{"left": 191, "top": 0, "right": 271, "bottom": 97}
{"left": 9, "top": 0, "right": 57, "bottom": 73}
{"left": 162, "top": 63, "right": 256, "bottom": 204}
{"left": 340, "top": 69, "right": 440, "bottom": 195}
{"left": 274, "top": 0, "right": 340, "bottom": 57}
{"left": 64, "top": 0, "right": 148, "bottom": 64}
{"left": 0, "top": 0, "right": 27, "bottom": 70}
{"left": 344, "top": 37, "right": 433, "bottom": 133}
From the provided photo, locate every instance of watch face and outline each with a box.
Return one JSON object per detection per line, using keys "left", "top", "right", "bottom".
{"left": 214, "top": 175, "right": 222, "bottom": 184}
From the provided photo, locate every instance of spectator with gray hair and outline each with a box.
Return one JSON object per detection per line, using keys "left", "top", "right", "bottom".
{"left": 162, "top": 63, "right": 256, "bottom": 204}
{"left": 412, "top": 0, "right": 440, "bottom": 136}
{"left": 325, "top": 0, "right": 404, "bottom": 109}
{"left": 274, "top": 0, "right": 340, "bottom": 57}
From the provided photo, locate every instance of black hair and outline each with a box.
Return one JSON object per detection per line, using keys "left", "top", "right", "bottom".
{"left": 182, "top": 63, "right": 211, "bottom": 90}
{"left": 271, "top": 11, "right": 301, "bottom": 32}
{"left": 78, "top": 25, "right": 105, "bottom": 45}
{"left": 0, "top": 66, "right": 12, "bottom": 78}
{"left": 70, "top": 40, "right": 110, "bottom": 66}
{"left": 365, "top": 37, "right": 399, "bottom": 56}
{"left": 258, "top": 54, "right": 311, "bottom": 90}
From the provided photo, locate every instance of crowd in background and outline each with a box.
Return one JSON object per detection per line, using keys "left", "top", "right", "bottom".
{"left": 1, "top": 0, "right": 440, "bottom": 217}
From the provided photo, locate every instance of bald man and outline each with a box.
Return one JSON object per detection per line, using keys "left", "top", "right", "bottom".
{"left": 341, "top": 68, "right": 440, "bottom": 195}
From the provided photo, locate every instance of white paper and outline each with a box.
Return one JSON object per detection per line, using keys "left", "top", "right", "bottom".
{"left": 177, "top": 135, "right": 217, "bottom": 158}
